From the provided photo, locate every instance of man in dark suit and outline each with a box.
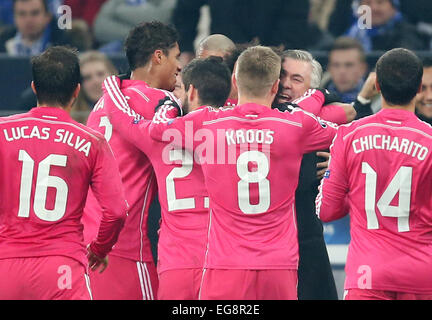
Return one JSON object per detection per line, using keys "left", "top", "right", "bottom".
{"left": 273, "top": 50, "right": 350, "bottom": 300}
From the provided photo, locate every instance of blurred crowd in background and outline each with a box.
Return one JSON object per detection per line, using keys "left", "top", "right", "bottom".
{"left": 1, "top": 0, "right": 432, "bottom": 124}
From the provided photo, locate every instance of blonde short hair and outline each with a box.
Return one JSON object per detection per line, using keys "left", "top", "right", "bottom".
{"left": 235, "top": 46, "right": 281, "bottom": 98}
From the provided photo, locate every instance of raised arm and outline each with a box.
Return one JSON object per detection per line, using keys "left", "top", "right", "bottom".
{"left": 321, "top": 103, "right": 356, "bottom": 124}
{"left": 149, "top": 101, "right": 207, "bottom": 152}
{"left": 293, "top": 88, "right": 356, "bottom": 124}
{"left": 102, "top": 76, "right": 157, "bottom": 154}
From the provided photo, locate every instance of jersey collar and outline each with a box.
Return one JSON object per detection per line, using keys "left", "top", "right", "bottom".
{"left": 29, "top": 106, "right": 72, "bottom": 121}
{"left": 235, "top": 103, "right": 273, "bottom": 116}
{"left": 377, "top": 108, "right": 417, "bottom": 121}
{"left": 120, "top": 79, "right": 149, "bottom": 90}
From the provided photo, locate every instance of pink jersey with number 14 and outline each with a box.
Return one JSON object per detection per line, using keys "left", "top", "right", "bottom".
{"left": 317, "top": 109, "right": 432, "bottom": 294}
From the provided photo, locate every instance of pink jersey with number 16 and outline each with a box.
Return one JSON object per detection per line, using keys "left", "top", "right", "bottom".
{"left": 0, "top": 107, "right": 127, "bottom": 267}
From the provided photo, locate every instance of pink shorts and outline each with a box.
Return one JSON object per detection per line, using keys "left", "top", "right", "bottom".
{"left": 0, "top": 256, "right": 92, "bottom": 300}
{"left": 344, "top": 288, "right": 432, "bottom": 300}
{"left": 158, "top": 268, "right": 203, "bottom": 300}
{"left": 89, "top": 254, "right": 158, "bottom": 300}
{"left": 199, "top": 269, "right": 298, "bottom": 300}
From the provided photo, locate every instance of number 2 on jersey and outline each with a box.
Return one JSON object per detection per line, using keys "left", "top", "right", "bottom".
{"left": 166, "top": 149, "right": 196, "bottom": 211}
{"left": 18, "top": 150, "right": 69, "bottom": 222}
{"left": 362, "top": 162, "right": 412, "bottom": 232}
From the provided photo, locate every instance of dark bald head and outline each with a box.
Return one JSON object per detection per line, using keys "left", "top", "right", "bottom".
{"left": 197, "top": 34, "right": 236, "bottom": 59}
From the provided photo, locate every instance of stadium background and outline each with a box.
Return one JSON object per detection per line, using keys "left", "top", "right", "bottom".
{"left": 2, "top": 0, "right": 432, "bottom": 299}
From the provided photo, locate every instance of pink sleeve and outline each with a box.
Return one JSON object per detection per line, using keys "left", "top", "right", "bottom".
{"left": 298, "top": 109, "right": 338, "bottom": 153}
{"left": 149, "top": 105, "right": 206, "bottom": 151}
{"left": 103, "top": 77, "right": 152, "bottom": 154}
{"left": 315, "top": 130, "right": 349, "bottom": 222}
{"left": 293, "top": 89, "right": 325, "bottom": 115}
{"left": 88, "top": 138, "right": 128, "bottom": 258}
{"left": 293, "top": 89, "right": 348, "bottom": 125}
{"left": 318, "top": 104, "right": 348, "bottom": 125}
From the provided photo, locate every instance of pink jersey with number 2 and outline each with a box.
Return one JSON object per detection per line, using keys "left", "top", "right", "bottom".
{"left": 101, "top": 77, "right": 210, "bottom": 274}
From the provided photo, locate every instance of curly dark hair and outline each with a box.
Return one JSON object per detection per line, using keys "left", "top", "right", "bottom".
{"left": 125, "top": 21, "right": 179, "bottom": 71}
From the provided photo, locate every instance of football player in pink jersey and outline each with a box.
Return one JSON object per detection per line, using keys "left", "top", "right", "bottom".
{"left": 317, "top": 48, "right": 432, "bottom": 300}
{"left": 82, "top": 21, "right": 181, "bottom": 300}
{"left": 0, "top": 47, "right": 127, "bottom": 300}
{"left": 148, "top": 46, "right": 338, "bottom": 300}
{"left": 101, "top": 56, "right": 232, "bottom": 300}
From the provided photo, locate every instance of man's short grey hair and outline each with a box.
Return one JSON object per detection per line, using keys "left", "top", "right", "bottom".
{"left": 196, "top": 34, "right": 236, "bottom": 58}
{"left": 281, "top": 50, "right": 323, "bottom": 88}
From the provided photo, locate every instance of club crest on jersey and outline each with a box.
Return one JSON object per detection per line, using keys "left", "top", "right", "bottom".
{"left": 324, "top": 170, "right": 331, "bottom": 179}
{"left": 319, "top": 120, "right": 328, "bottom": 128}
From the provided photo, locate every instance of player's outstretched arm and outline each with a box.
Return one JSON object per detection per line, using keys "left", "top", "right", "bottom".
{"left": 292, "top": 88, "right": 326, "bottom": 115}
{"left": 103, "top": 75, "right": 153, "bottom": 154}
{"left": 149, "top": 102, "right": 207, "bottom": 151}
{"left": 297, "top": 108, "right": 339, "bottom": 153}
{"left": 315, "top": 131, "right": 349, "bottom": 222}
{"left": 293, "top": 88, "right": 354, "bottom": 124}
{"left": 88, "top": 137, "right": 128, "bottom": 268}
{"left": 320, "top": 103, "right": 356, "bottom": 124}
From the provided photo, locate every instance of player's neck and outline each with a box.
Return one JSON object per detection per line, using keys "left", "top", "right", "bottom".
{"left": 130, "top": 68, "right": 160, "bottom": 88}
{"left": 37, "top": 103, "right": 72, "bottom": 113}
{"left": 382, "top": 98, "right": 415, "bottom": 113}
